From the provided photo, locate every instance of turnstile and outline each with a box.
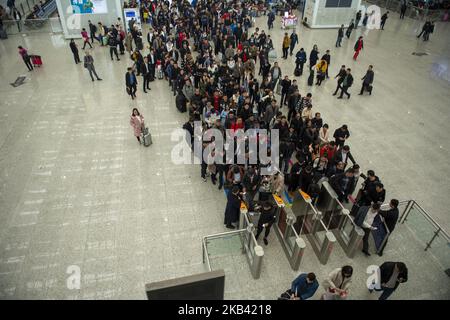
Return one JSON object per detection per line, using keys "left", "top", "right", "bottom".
{"left": 273, "top": 194, "right": 306, "bottom": 271}
{"left": 315, "top": 180, "right": 366, "bottom": 258}
{"left": 289, "top": 190, "right": 336, "bottom": 265}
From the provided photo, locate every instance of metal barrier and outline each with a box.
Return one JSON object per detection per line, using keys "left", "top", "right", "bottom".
{"left": 273, "top": 195, "right": 306, "bottom": 271}
{"left": 1, "top": 17, "right": 63, "bottom": 35}
{"left": 201, "top": 205, "right": 264, "bottom": 280}
{"left": 364, "top": 0, "right": 449, "bottom": 21}
{"left": 316, "top": 180, "right": 365, "bottom": 258}
{"left": 333, "top": 199, "right": 365, "bottom": 258}
{"left": 238, "top": 206, "right": 264, "bottom": 279}
{"left": 398, "top": 200, "right": 449, "bottom": 275}
{"left": 290, "top": 190, "right": 336, "bottom": 265}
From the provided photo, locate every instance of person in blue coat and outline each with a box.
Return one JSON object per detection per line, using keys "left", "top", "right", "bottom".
{"left": 295, "top": 48, "right": 307, "bottom": 75}
{"left": 224, "top": 186, "right": 242, "bottom": 229}
{"left": 290, "top": 273, "right": 319, "bottom": 300}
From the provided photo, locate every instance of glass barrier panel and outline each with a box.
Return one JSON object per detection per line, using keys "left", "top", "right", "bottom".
{"left": 205, "top": 232, "right": 244, "bottom": 258}
{"left": 49, "top": 17, "right": 63, "bottom": 33}
{"left": 286, "top": 226, "right": 296, "bottom": 255}
{"left": 341, "top": 216, "right": 354, "bottom": 243}
{"left": 427, "top": 233, "right": 450, "bottom": 272}
{"left": 403, "top": 204, "right": 439, "bottom": 250}
{"left": 247, "top": 238, "right": 255, "bottom": 265}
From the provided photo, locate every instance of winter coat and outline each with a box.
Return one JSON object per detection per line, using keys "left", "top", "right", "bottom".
{"left": 130, "top": 115, "right": 144, "bottom": 137}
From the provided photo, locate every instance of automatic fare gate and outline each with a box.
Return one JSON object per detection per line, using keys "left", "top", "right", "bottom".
{"left": 289, "top": 190, "right": 336, "bottom": 265}
{"left": 315, "top": 180, "right": 365, "bottom": 258}
{"left": 272, "top": 194, "right": 306, "bottom": 270}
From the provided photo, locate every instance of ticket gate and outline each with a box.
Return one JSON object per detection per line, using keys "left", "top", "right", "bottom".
{"left": 315, "top": 180, "right": 366, "bottom": 258}
{"left": 238, "top": 205, "right": 264, "bottom": 279}
{"left": 290, "top": 190, "right": 336, "bottom": 265}
{"left": 272, "top": 194, "right": 306, "bottom": 271}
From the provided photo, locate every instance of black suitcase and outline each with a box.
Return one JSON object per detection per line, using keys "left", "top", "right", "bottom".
{"left": 294, "top": 68, "right": 301, "bottom": 77}
{"left": 307, "top": 70, "right": 314, "bottom": 86}
{"left": 176, "top": 94, "right": 187, "bottom": 112}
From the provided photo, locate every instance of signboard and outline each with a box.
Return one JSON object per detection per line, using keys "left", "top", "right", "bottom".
{"left": 123, "top": 8, "right": 142, "bottom": 31}
{"left": 70, "top": 0, "right": 107, "bottom": 14}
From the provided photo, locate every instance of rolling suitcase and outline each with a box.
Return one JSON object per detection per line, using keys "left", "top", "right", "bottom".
{"left": 31, "top": 55, "right": 42, "bottom": 67}
{"left": 142, "top": 127, "right": 152, "bottom": 147}
{"left": 307, "top": 69, "right": 314, "bottom": 86}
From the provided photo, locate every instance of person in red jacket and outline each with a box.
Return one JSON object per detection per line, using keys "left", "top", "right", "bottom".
{"left": 353, "top": 36, "right": 364, "bottom": 60}
{"left": 320, "top": 141, "right": 337, "bottom": 162}
{"left": 231, "top": 117, "right": 245, "bottom": 132}
{"left": 213, "top": 91, "right": 221, "bottom": 112}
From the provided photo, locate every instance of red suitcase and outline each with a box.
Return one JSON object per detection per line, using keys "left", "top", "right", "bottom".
{"left": 30, "top": 55, "right": 42, "bottom": 67}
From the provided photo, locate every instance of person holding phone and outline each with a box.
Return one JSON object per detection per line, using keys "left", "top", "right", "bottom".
{"left": 354, "top": 202, "right": 381, "bottom": 256}
{"left": 289, "top": 273, "right": 319, "bottom": 300}
{"left": 322, "top": 266, "right": 353, "bottom": 300}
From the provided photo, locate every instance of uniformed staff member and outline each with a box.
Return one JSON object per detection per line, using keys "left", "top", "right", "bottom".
{"left": 255, "top": 201, "right": 276, "bottom": 245}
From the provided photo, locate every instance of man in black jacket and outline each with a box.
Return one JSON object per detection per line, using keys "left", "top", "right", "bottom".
{"left": 147, "top": 49, "right": 156, "bottom": 81}
{"left": 224, "top": 186, "right": 242, "bottom": 229}
{"left": 243, "top": 167, "right": 261, "bottom": 210}
{"left": 182, "top": 116, "right": 195, "bottom": 150}
{"left": 359, "top": 65, "right": 374, "bottom": 95}
{"left": 378, "top": 199, "right": 399, "bottom": 256}
{"left": 332, "top": 65, "right": 346, "bottom": 96}
{"left": 255, "top": 201, "right": 277, "bottom": 245}
{"left": 330, "top": 168, "right": 356, "bottom": 202}
{"left": 332, "top": 145, "right": 356, "bottom": 168}
{"left": 125, "top": 67, "right": 137, "bottom": 100}
{"left": 380, "top": 11, "right": 389, "bottom": 30}
{"left": 355, "top": 10, "right": 362, "bottom": 29}
{"left": 108, "top": 32, "right": 120, "bottom": 61}
{"left": 337, "top": 68, "right": 353, "bottom": 99}
{"left": 287, "top": 90, "right": 301, "bottom": 122}
{"left": 371, "top": 261, "right": 408, "bottom": 300}
{"left": 289, "top": 30, "right": 299, "bottom": 56}
{"left": 280, "top": 76, "right": 292, "bottom": 107}
{"left": 88, "top": 20, "right": 99, "bottom": 44}
{"left": 333, "top": 125, "right": 350, "bottom": 148}
{"left": 336, "top": 25, "right": 344, "bottom": 47}
{"left": 141, "top": 57, "right": 151, "bottom": 93}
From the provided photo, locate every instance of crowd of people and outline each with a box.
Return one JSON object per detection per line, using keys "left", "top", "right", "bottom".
{"left": 12, "top": 0, "right": 421, "bottom": 300}
{"left": 283, "top": 261, "right": 408, "bottom": 300}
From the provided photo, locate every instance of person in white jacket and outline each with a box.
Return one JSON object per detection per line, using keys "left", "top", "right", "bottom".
{"left": 322, "top": 266, "right": 353, "bottom": 300}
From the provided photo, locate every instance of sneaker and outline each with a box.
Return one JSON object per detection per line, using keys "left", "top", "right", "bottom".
{"left": 226, "top": 224, "right": 235, "bottom": 229}
{"left": 337, "top": 96, "right": 342, "bottom": 99}
{"left": 348, "top": 94, "right": 351, "bottom": 99}
{"left": 263, "top": 238, "right": 268, "bottom": 245}
{"left": 202, "top": 177, "right": 207, "bottom": 182}
{"left": 97, "top": 78, "right": 102, "bottom": 81}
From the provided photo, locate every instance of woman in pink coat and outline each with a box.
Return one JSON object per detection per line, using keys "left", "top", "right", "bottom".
{"left": 130, "top": 108, "right": 144, "bottom": 144}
